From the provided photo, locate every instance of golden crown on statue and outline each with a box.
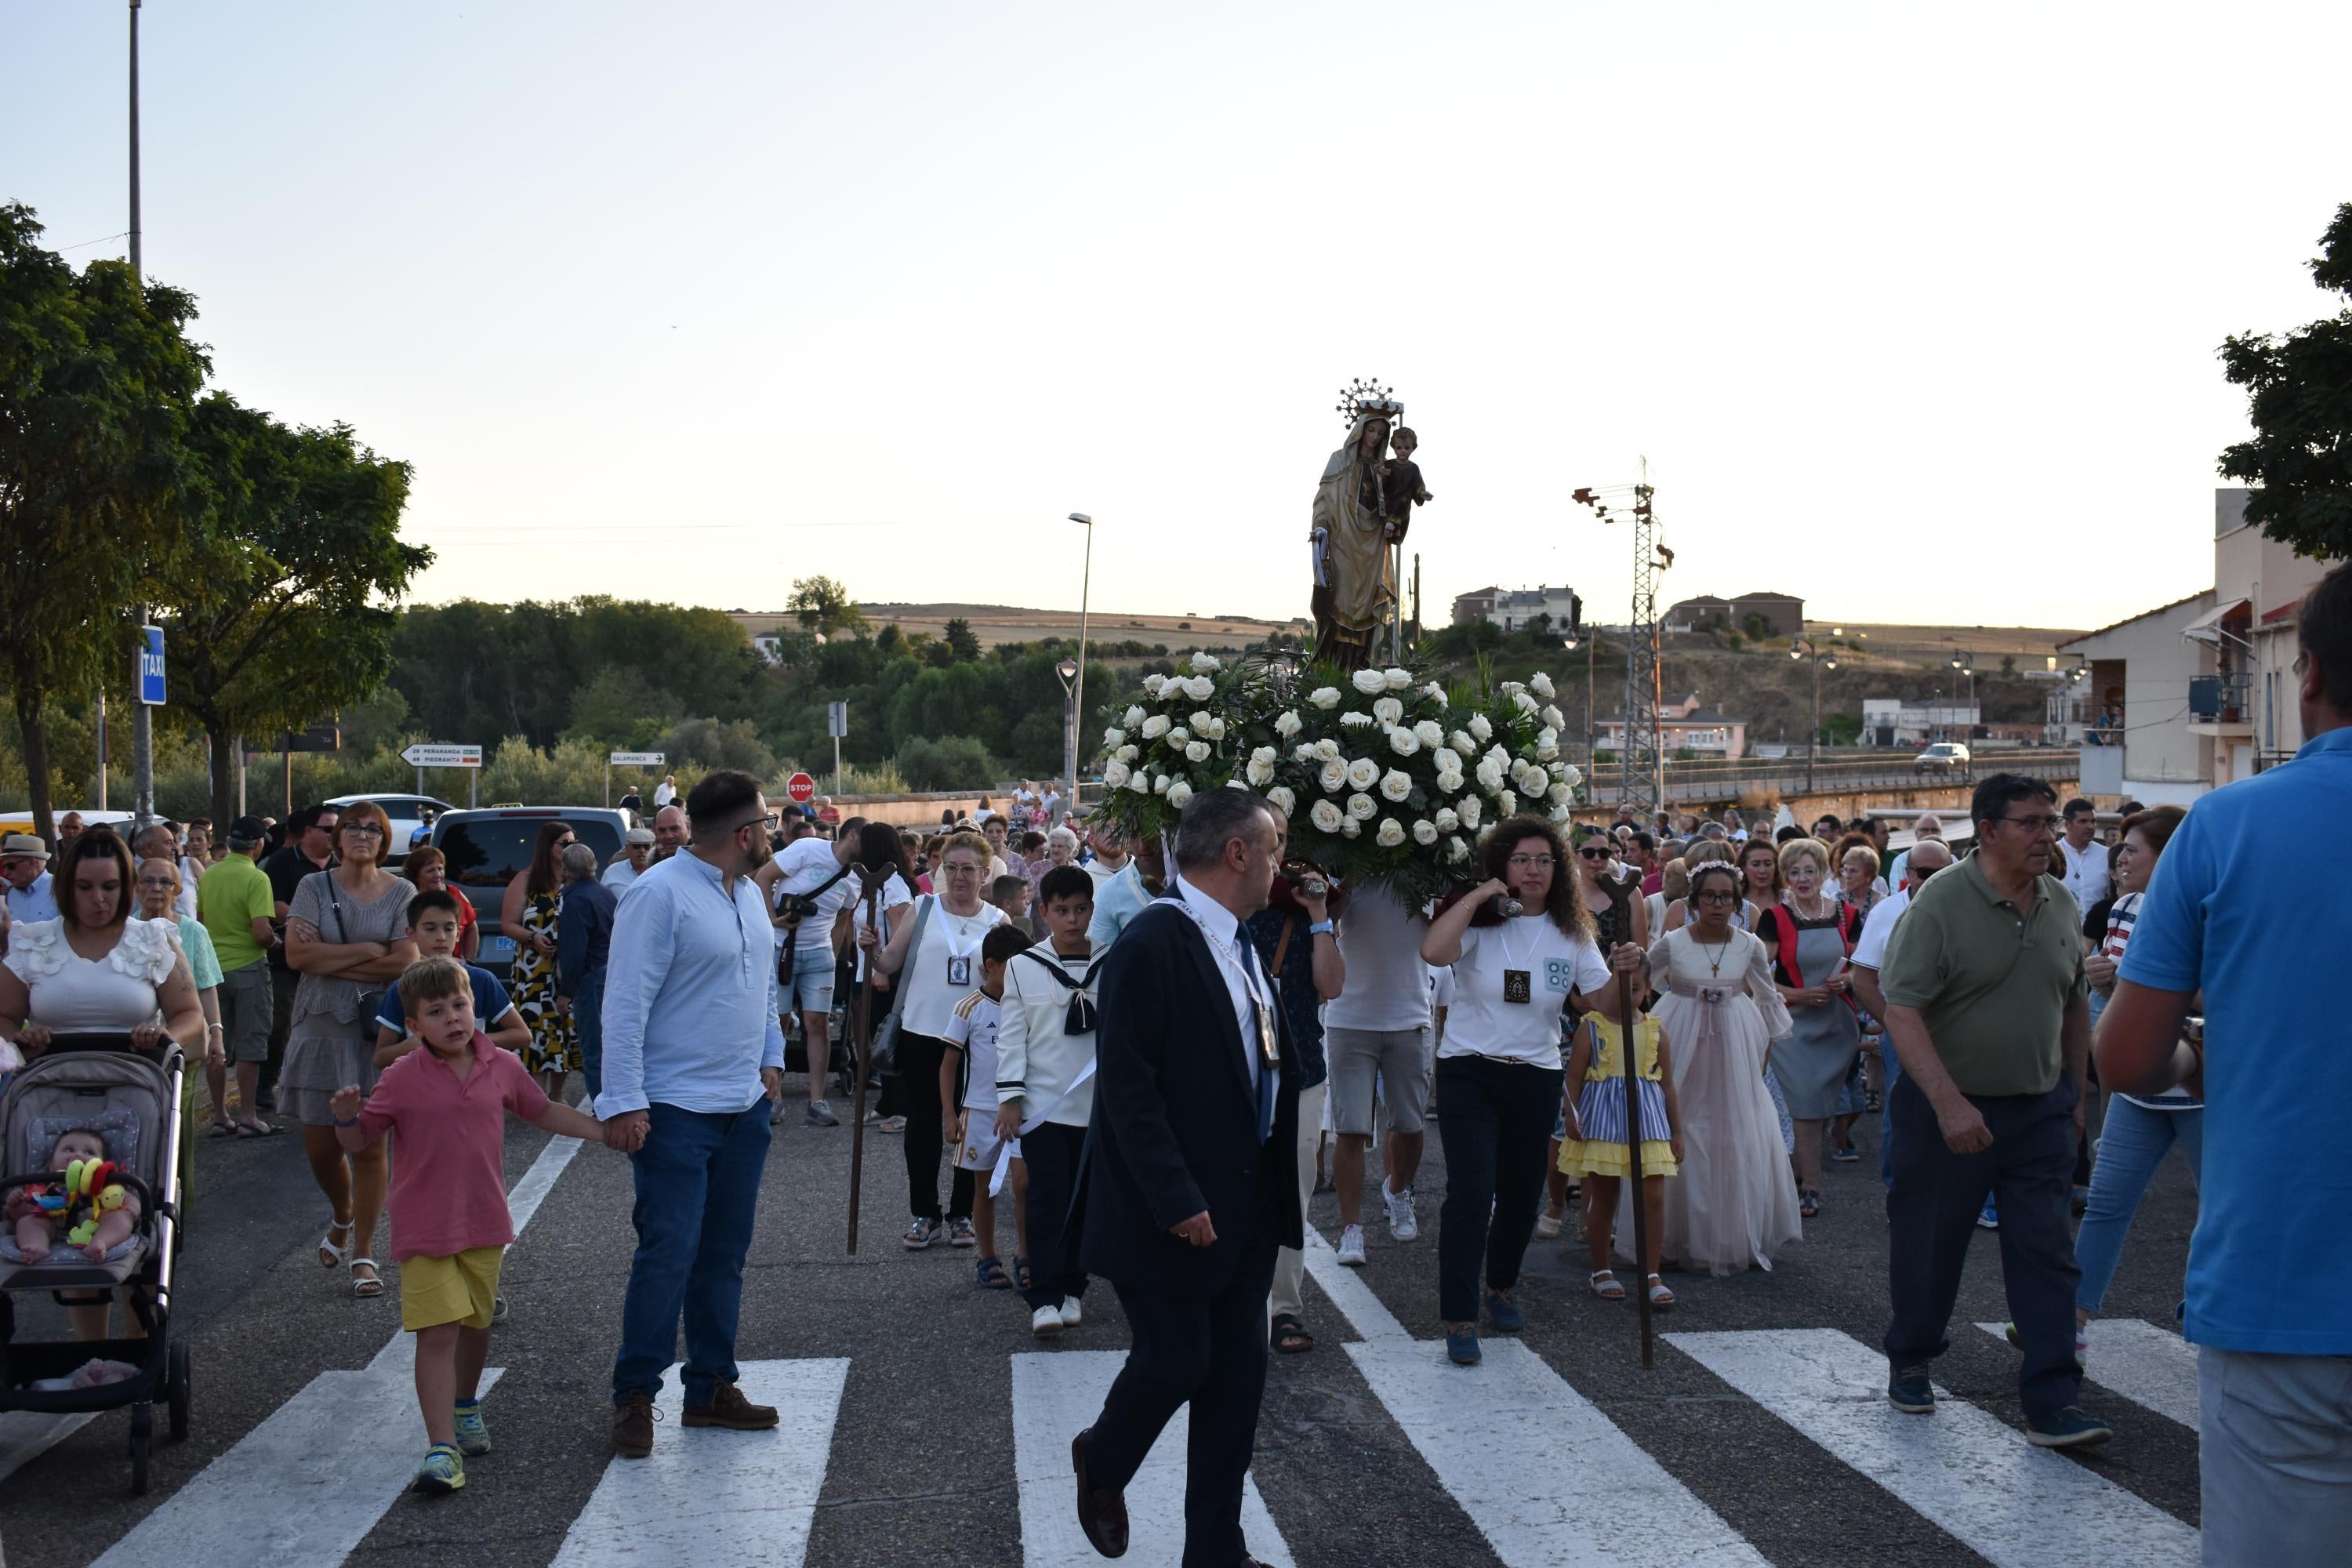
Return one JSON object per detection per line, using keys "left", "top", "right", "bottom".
{"left": 1334, "top": 376, "right": 1403, "bottom": 427}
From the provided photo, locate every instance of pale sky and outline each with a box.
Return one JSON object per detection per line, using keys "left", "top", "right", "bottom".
{"left": 10, "top": 2, "right": 2348, "bottom": 635}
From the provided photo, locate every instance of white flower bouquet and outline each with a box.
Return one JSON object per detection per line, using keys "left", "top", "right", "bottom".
{"left": 1094, "top": 652, "right": 1234, "bottom": 847}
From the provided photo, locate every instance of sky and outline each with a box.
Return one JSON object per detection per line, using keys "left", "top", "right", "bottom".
{"left": 9, "top": 2, "right": 2349, "bottom": 636}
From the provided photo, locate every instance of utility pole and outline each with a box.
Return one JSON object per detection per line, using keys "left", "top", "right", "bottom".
{"left": 127, "top": 0, "right": 156, "bottom": 831}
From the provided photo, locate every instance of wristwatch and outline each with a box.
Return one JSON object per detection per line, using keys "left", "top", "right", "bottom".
{"left": 1308, "top": 920, "right": 1334, "bottom": 936}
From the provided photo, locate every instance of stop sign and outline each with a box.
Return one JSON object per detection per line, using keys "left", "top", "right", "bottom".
{"left": 786, "top": 772, "right": 817, "bottom": 805}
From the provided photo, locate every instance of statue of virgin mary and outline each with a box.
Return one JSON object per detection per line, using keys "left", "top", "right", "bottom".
{"left": 1308, "top": 411, "right": 1396, "bottom": 670}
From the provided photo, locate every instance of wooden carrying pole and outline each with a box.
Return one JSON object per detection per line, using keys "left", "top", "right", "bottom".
{"left": 1617, "top": 966, "right": 1654, "bottom": 1369}
{"left": 846, "top": 885, "right": 878, "bottom": 1255}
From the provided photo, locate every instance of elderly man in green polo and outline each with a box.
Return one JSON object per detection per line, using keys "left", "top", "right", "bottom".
{"left": 1875, "top": 772, "right": 2109, "bottom": 1450}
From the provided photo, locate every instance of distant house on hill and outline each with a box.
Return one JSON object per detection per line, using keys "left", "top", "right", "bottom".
{"left": 1451, "top": 586, "right": 1500, "bottom": 625}
{"left": 1454, "top": 584, "right": 1581, "bottom": 633}
{"left": 1666, "top": 591, "right": 1805, "bottom": 639}
{"left": 1595, "top": 692, "right": 1749, "bottom": 759}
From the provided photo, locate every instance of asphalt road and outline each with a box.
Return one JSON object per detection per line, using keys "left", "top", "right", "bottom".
{"left": 0, "top": 1071, "right": 2204, "bottom": 1568}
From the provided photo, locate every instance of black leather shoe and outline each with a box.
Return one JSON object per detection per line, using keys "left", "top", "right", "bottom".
{"left": 1072, "top": 1428, "right": 1129, "bottom": 1558}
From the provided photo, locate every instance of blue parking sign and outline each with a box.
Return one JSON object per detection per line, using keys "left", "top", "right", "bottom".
{"left": 138, "top": 626, "right": 165, "bottom": 706}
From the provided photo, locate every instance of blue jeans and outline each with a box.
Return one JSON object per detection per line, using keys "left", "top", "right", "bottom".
{"left": 612, "top": 1100, "right": 773, "bottom": 1406}
{"left": 2074, "top": 1095, "right": 2203, "bottom": 1316}
{"left": 575, "top": 968, "right": 607, "bottom": 1101}
{"left": 2200, "top": 1347, "right": 2352, "bottom": 1566}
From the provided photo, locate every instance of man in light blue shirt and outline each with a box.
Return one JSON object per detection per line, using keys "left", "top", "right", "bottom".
{"left": 2, "top": 837, "right": 58, "bottom": 924}
{"left": 2098, "top": 561, "right": 2352, "bottom": 1563}
{"left": 598, "top": 770, "right": 788, "bottom": 1460}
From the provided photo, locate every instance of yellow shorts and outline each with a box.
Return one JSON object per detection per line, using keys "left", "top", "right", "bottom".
{"left": 400, "top": 1245, "right": 504, "bottom": 1331}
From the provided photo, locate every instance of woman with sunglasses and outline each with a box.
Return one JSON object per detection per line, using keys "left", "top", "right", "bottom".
{"left": 1643, "top": 863, "right": 1802, "bottom": 1275}
{"left": 281, "top": 800, "right": 416, "bottom": 1298}
{"left": 1420, "top": 815, "right": 1639, "bottom": 1367}
{"left": 503, "top": 821, "right": 583, "bottom": 1099}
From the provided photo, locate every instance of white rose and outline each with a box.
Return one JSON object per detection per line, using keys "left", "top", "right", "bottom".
{"left": 1450, "top": 730, "right": 1475, "bottom": 754}
{"left": 1537, "top": 729, "right": 1560, "bottom": 761}
{"left": 1143, "top": 673, "right": 1166, "bottom": 696}
{"left": 1383, "top": 666, "right": 1412, "bottom": 691}
{"left": 1116, "top": 744, "right": 1139, "bottom": 762}
{"left": 1319, "top": 759, "right": 1348, "bottom": 793}
{"left": 1347, "top": 792, "right": 1378, "bottom": 820}
{"left": 1549, "top": 782, "right": 1573, "bottom": 805}
{"left": 1167, "top": 779, "right": 1193, "bottom": 808}
{"left": 1245, "top": 756, "right": 1276, "bottom": 787}
{"left": 1309, "top": 798, "right": 1345, "bottom": 833}
{"left": 1373, "top": 696, "right": 1404, "bottom": 724}
{"left": 1275, "top": 710, "right": 1304, "bottom": 739}
{"left": 1166, "top": 726, "right": 1189, "bottom": 748}
{"left": 1190, "top": 652, "right": 1221, "bottom": 673}
{"left": 1434, "top": 746, "right": 1463, "bottom": 775}
{"left": 1551, "top": 800, "right": 1575, "bottom": 822}
{"left": 1345, "top": 757, "right": 1381, "bottom": 789}
{"left": 1309, "top": 687, "right": 1342, "bottom": 710}
{"left": 1376, "top": 817, "right": 1406, "bottom": 848}
{"left": 1414, "top": 720, "right": 1445, "bottom": 748}
{"left": 1486, "top": 744, "right": 1512, "bottom": 770}
{"left": 1152, "top": 773, "right": 1170, "bottom": 794}
{"left": 1102, "top": 728, "right": 1126, "bottom": 748}
{"left": 1470, "top": 713, "right": 1494, "bottom": 742}
{"left": 1379, "top": 768, "right": 1414, "bottom": 801}
{"left": 1141, "top": 714, "right": 1171, "bottom": 739}
{"left": 1434, "top": 807, "right": 1460, "bottom": 832}
{"left": 1413, "top": 818, "right": 1439, "bottom": 845}
{"left": 1267, "top": 786, "right": 1297, "bottom": 818}
{"left": 1541, "top": 705, "right": 1565, "bottom": 729}
{"left": 1436, "top": 769, "right": 1465, "bottom": 795}
{"left": 1341, "top": 817, "right": 1361, "bottom": 838}
{"left": 1530, "top": 671, "right": 1555, "bottom": 699}
{"left": 1250, "top": 744, "right": 1277, "bottom": 767}
{"left": 1460, "top": 796, "right": 1483, "bottom": 829}
{"left": 1498, "top": 789, "right": 1517, "bottom": 816}
{"left": 1351, "top": 667, "right": 1388, "bottom": 695}
{"left": 1186, "top": 676, "right": 1214, "bottom": 701}
{"left": 1123, "top": 704, "right": 1146, "bottom": 727}
{"left": 1185, "top": 740, "right": 1211, "bottom": 763}
{"left": 1421, "top": 682, "right": 1448, "bottom": 704}
{"left": 1102, "top": 760, "right": 1131, "bottom": 789}
{"left": 1388, "top": 727, "right": 1420, "bottom": 757}
{"left": 1448, "top": 835, "right": 1471, "bottom": 862}
{"left": 1294, "top": 743, "right": 1319, "bottom": 763}
{"left": 1341, "top": 711, "right": 1375, "bottom": 728}
{"left": 1191, "top": 710, "right": 1214, "bottom": 731}
{"left": 1200, "top": 717, "right": 1226, "bottom": 741}
{"left": 1557, "top": 764, "right": 1584, "bottom": 791}
{"left": 1512, "top": 691, "right": 1540, "bottom": 716}
{"left": 1122, "top": 770, "right": 1149, "bottom": 793}
{"left": 1475, "top": 757, "right": 1506, "bottom": 793}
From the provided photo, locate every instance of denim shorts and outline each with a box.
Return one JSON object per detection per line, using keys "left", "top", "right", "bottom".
{"left": 783, "top": 954, "right": 833, "bottom": 1015}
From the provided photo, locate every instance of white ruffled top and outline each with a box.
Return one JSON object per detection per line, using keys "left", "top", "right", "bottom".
{"left": 2, "top": 917, "right": 183, "bottom": 1033}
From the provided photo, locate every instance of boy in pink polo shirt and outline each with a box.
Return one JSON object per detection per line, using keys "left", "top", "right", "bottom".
{"left": 332, "top": 955, "right": 623, "bottom": 1495}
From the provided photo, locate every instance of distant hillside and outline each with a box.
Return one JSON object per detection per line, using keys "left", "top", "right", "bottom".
{"left": 728, "top": 604, "right": 1308, "bottom": 653}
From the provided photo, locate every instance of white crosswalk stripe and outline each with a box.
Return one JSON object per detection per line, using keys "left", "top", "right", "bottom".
{"left": 1011, "top": 1349, "right": 1295, "bottom": 1568}
{"left": 550, "top": 1358, "right": 849, "bottom": 1568}
{"left": 1667, "top": 1327, "right": 2201, "bottom": 1568}
{"left": 1973, "top": 1319, "right": 2203, "bottom": 1432}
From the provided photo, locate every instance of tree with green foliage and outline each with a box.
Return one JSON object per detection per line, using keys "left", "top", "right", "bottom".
{"left": 789, "top": 575, "right": 870, "bottom": 638}
{"left": 158, "top": 394, "right": 429, "bottom": 827}
{"left": 2220, "top": 202, "right": 2352, "bottom": 561}
{"left": 943, "top": 617, "right": 982, "bottom": 662}
{"left": 0, "top": 205, "right": 210, "bottom": 839}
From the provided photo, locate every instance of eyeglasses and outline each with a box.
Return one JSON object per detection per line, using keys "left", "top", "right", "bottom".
{"left": 733, "top": 813, "right": 781, "bottom": 834}
{"left": 1508, "top": 853, "right": 1559, "bottom": 869}
{"left": 1998, "top": 815, "right": 2063, "bottom": 833}
{"left": 1695, "top": 890, "right": 1738, "bottom": 905}
{"left": 1574, "top": 848, "right": 1610, "bottom": 860}
{"left": 942, "top": 861, "right": 985, "bottom": 876}
{"left": 339, "top": 822, "right": 385, "bottom": 838}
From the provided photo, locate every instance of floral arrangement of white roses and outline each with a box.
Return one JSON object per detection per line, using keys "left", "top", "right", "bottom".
{"left": 1094, "top": 651, "right": 1579, "bottom": 906}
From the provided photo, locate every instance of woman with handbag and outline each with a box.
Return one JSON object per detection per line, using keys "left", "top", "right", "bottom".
{"left": 860, "top": 830, "right": 1006, "bottom": 1250}
{"left": 282, "top": 801, "right": 417, "bottom": 1298}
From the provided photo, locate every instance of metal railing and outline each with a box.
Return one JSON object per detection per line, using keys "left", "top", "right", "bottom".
{"left": 1573, "top": 747, "right": 2079, "bottom": 807}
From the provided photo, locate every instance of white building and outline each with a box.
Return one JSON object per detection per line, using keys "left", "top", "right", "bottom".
{"left": 1481, "top": 586, "right": 1581, "bottom": 634}
{"left": 1860, "top": 699, "right": 1980, "bottom": 746}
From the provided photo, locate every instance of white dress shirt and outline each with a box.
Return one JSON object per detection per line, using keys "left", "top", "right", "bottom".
{"left": 1171, "top": 877, "right": 1269, "bottom": 1111}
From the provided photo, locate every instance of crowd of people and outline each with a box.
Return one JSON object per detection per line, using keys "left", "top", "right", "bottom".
{"left": 1, "top": 561, "right": 2345, "bottom": 1556}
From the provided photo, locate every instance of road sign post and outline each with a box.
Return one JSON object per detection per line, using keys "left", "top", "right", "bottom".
{"left": 606, "top": 750, "right": 665, "bottom": 809}
{"left": 827, "top": 702, "right": 848, "bottom": 796}
{"left": 137, "top": 626, "right": 165, "bottom": 706}
{"left": 401, "top": 742, "right": 484, "bottom": 810}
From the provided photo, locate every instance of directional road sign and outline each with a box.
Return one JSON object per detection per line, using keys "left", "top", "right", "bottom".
{"left": 608, "top": 751, "right": 666, "bottom": 767}
{"left": 401, "top": 743, "right": 483, "bottom": 768}
{"left": 826, "top": 702, "right": 848, "bottom": 738}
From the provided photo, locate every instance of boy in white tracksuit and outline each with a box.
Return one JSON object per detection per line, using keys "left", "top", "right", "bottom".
{"left": 994, "top": 865, "right": 1102, "bottom": 1337}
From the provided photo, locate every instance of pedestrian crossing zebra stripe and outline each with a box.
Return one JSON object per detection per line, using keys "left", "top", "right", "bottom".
{"left": 550, "top": 1359, "right": 849, "bottom": 1568}
{"left": 1973, "top": 1319, "right": 2201, "bottom": 1432}
{"left": 1011, "top": 1351, "right": 1296, "bottom": 1568}
{"left": 1665, "top": 1329, "right": 2201, "bottom": 1568}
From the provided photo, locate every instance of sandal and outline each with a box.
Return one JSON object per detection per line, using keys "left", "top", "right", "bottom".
{"left": 209, "top": 1120, "right": 237, "bottom": 1138}
{"left": 1646, "top": 1273, "right": 1676, "bottom": 1311}
{"left": 350, "top": 1256, "right": 386, "bottom": 1298}
{"left": 238, "top": 1119, "right": 280, "bottom": 1138}
{"left": 1270, "top": 1312, "right": 1314, "bottom": 1354}
{"left": 975, "top": 1256, "right": 1011, "bottom": 1290}
{"left": 1800, "top": 1190, "right": 1821, "bottom": 1219}
{"left": 1013, "top": 1257, "right": 1033, "bottom": 1294}
{"left": 1589, "top": 1269, "right": 1626, "bottom": 1301}
{"left": 318, "top": 1219, "right": 354, "bottom": 1269}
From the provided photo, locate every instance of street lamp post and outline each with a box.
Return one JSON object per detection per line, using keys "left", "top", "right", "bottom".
{"left": 127, "top": 0, "right": 155, "bottom": 832}
{"left": 1563, "top": 626, "right": 1598, "bottom": 789}
{"left": 1791, "top": 638, "right": 1839, "bottom": 794}
{"left": 1054, "top": 657, "right": 1080, "bottom": 813}
{"left": 1069, "top": 513, "right": 1094, "bottom": 804}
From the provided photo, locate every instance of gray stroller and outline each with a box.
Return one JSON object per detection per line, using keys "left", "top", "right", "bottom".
{"left": 0, "top": 1041, "right": 189, "bottom": 1494}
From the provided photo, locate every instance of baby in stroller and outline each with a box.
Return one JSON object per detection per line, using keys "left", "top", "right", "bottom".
{"left": 9, "top": 1127, "right": 142, "bottom": 1264}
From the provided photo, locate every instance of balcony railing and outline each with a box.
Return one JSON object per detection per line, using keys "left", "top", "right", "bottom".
{"left": 2188, "top": 673, "right": 2251, "bottom": 723}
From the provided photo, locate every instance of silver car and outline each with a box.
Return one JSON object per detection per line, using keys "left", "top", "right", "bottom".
{"left": 1911, "top": 742, "right": 1972, "bottom": 776}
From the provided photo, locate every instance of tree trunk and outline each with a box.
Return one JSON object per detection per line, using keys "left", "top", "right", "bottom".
{"left": 205, "top": 721, "right": 236, "bottom": 833}
{"left": 16, "top": 684, "right": 53, "bottom": 848}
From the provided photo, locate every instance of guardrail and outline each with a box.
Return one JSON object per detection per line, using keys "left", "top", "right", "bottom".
{"left": 1575, "top": 749, "right": 2080, "bottom": 807}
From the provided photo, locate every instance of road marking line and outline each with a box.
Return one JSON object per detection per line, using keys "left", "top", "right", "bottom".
{"left": 1297, "top": 1225, "right": 1413, "bottom": 1343}
{"left": 1011, "top": 1350, "right": 1294, "bottom": 1568}
{"left": 1668, "top": 1327, "right": 2199, "bottom": 1567}
{"left": 88, "top": 1367, "right": 505, "bottom": 1567}
{"left": 550, "top": 1358, "right": 849, "bottom": 1568}
{"left": 1973, "top": 1319, "right": 2201, "bottom": 1432}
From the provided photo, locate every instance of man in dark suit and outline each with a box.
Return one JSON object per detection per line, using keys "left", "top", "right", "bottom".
{"left": 1070, "top": 788, "right": 1301, "bottom": 1568}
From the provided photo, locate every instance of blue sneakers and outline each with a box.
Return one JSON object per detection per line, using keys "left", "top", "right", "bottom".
{"left": 2027, "top": 1407, "right": 2113, "bottom": 1449}
{"left": 1976, "top": 1200, "right": 2000, "bottom": 1231}
{"left": 1483, "top": 1290, "right": 1526, "bottom": 1334}
{"left": 1446, "top": 1324, "right": 1482, "bottom": 1366}
{"left": 412, "top": 1443, "right": 465, "bottom": 1495}
{"left": 1887, "top": 1363, "right": 1936, "bottom": 1414}
{"left": 453, "top": 1398, "right": 492, "bottom": 1457}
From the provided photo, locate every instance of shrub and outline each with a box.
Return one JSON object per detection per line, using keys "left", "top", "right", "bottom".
{"left": 895, "top": 734, "right": 997, "bottom": 791}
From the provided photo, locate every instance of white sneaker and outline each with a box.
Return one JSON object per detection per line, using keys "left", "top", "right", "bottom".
{"left": 1335, "top": 1224, "right": 1367, "bottom": 1266}
{"left": 1058, "top": 1295, "right": 1083, "bottom": 1328}
{"left": 1534, "top": 1210, "right": 1563, "bottom": 1241}
{"left": 1383, "top": 1181, "right": 1418, "bottom": 1242}
{"left": 1031, "top": 1304, "right": 1065, "bottom": 1338}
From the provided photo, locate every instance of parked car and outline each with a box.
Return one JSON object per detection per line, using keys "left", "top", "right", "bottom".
{"left": 425, "top": 807, "right": 631, "bottom": 977}
{"left": 1911, "top": 742, "right": 1973, "bottom": 776}
{"left": 326, "top": 793, "right": 457, "bottom": 862}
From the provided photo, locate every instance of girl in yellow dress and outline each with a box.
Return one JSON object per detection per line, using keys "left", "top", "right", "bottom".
{"left": 1559, "top": 985, "right": 1683, "bottom": 1309}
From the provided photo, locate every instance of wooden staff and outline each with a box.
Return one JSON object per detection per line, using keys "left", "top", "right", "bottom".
{"left": 1617, "top": 961, "right": 1654, "bottom": 1370}
{"left": 846, "top": 884, "right": 878, "bottom": 1255}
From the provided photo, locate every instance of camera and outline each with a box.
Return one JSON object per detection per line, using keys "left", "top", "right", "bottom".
{"left": 776, "top": 892, "right": 823, "bottom": 924}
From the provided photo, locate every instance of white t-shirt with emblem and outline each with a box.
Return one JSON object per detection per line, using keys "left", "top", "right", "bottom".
{"left": 1439, "top": 915, "right": 1611, "bottom": 1069}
